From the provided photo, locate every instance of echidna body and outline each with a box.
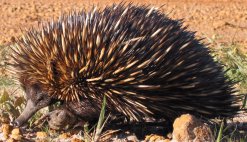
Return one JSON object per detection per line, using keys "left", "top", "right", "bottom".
{"left": 10, "top": 4, "right": 239, "bottom": 126}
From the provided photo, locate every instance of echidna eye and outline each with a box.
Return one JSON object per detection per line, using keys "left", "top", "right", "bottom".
{"left": 36, "top": 93, "right": 44, "bottom": 102}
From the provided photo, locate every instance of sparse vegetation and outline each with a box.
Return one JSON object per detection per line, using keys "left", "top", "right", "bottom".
{"left": 0, "top": 89, "right": 25, "bottom": 120}
{"left": 213, "top": 119, "right": 247, "bottom": 142}
{"left": 211, "top": 43, "right": 247, "bottom": 108}
{"left": 0, "top": 46, "right": 13, "bottom": 87}
{"left": 209, "top": 43, "right": 247, "bottom": 142}
{"left": 214, "top": 45, "right": 247, "bottom": 90}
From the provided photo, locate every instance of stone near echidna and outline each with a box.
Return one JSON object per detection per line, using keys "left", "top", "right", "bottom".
{"left": 9, "top": 4, "right": 240, "bottom": 127}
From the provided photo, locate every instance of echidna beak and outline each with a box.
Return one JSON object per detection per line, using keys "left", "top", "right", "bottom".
{"left": 14, "top": 99, "right": 41, "bottom": 127}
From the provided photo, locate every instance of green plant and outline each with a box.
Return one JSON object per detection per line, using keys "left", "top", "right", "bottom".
{"left": 211, "top": 44, "right": 247, "bottom": 107}
{"left": 210, "top": 43, "right": 247, "bottom": 141}
{"left": 0, "top": 45, "right": 15, "bottom": 87}
{"left": 216, "top": 120, "right": 224, "bottom": 142}
{"left": 82, "top": 96, "right": 110, "bottom": 142}
{"left": 0, "top": 88, "right": 25, "bottom": 120}
{"left": 93, "top": 96, "right": 110, "bottom": 142}
{"left": 214, "top": 119, "right": 247, "bottom": 142}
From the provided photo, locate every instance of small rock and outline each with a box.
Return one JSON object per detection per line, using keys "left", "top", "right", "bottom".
{"left": 36, "top": 140, "right": 49, "bottom": 142}
{"left": 10, "top": 135, "right": 21, "bottom": 140}
{"left": 6, "top": 138, "right": 15, "bottom": 142}
{"left": 1, "top": 124, "right": 11, "bottom": 139}
{"left": 166, "top": 133, "right": 172, "bottom": 139}
{"left": 163, "top": 139, "right": 170, "bottom": 142}
{"left": 172, "top": 114, "right": 214, "bottom": 142}
{"left": 71, "top": 137, "right": 82, "bottom": 142}
{"left": 10, "top": 128, "right": 22, "bottom": 140}
{"left": 126, "top": 135, "right": 139, "bottom": 142}
{"left": 11, "top": 128, "right": 21, "bottom": 135}
{"left": 2, "top": 133, "right": 9, "bottom": 140}
{"left": 58, "top": 132, "right": 71, "bottom": 139}
{"left": 145, "top": 134, "right": 166, "bottom": 142}
{"left": 36, "top": 131, "right": 48, "bottom": 139}
{"left": 110, "top": 131, "right": 138, "bottom": 142}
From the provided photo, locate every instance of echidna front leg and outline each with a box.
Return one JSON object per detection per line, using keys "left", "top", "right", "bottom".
{"left": 44, "top": 100, "right": 103, "bottom": 130}
{"left": 33, "top": 98, "right": 105, "bottom": 130}
{"left": 47, "top": 109, "right": 78, "bottom": 130}
{"left": 33, "top": 108, "right": 79, "bottom": 130}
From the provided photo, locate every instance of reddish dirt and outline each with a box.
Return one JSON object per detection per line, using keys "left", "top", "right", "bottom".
{"left": 0, "top": 0, "right": 246, "bottom": 47}
{"left": 0, "top": 1, "right": 247, "bottom": 139}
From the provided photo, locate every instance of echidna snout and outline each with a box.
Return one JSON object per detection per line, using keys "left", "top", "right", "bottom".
{"left": 14, "top": 84, "right": 54, "bottom": 127}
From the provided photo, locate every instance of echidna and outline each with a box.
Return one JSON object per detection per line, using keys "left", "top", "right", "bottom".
{"left": 9, "top": 4, "right": 240, "bottom": 127}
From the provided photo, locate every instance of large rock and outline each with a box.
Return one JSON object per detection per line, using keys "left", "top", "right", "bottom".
{"left": 172, "top": 114, "right": 214, "bottom": 142}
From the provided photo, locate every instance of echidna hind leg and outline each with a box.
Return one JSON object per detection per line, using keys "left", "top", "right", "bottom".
{"left": 65, "top": 100, "right": 102, "bottom": 121}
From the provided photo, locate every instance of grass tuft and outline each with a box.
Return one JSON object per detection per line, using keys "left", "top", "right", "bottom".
{"left": 211, "top": 44, "right": 247, "bottom": 93}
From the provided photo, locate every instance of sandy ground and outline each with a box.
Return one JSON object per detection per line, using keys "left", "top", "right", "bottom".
{"left": 0, "top": 0, "right": 246, "bottom": 137}
{"left": 0, "top": 0, "right": 247, "bottom": 48}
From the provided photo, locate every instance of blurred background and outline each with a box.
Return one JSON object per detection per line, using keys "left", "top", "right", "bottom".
{"left": 0, "top": 0, "right": 246, "bottom": 47}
